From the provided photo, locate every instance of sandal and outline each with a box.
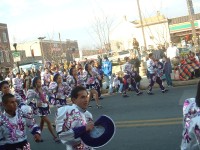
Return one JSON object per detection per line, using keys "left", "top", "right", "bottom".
{"left": 96, "top": 105, "right": 102, "bottom": 109}
{"left": 53, "top": 137, "right": 61, "bottom": 143}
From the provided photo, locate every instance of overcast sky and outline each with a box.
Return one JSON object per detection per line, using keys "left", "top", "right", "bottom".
{"left": 1, "top": 0, "right": 200, "bottom": 49}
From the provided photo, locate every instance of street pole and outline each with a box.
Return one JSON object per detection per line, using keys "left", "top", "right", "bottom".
{"left": 13, "top": 43, "right": 20, "bottom": 74}
{"left": 30, "top": 42, "right": 37, "bottom": 65}
{"left": 38, "top": 37, "right": 46, "bottom": 64}
{"left": 186, "top": 0, "right": 198, "bottom": 53}
{"left": 136, "top": 0, "right": 147, "bottom": 76}
{"left": 136, "top": 0, "right": 147, "bottom": 51}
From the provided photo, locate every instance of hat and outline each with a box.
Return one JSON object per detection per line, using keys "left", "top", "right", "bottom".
{"left": 81, "top": 115, "right": 115, "bottom": 148}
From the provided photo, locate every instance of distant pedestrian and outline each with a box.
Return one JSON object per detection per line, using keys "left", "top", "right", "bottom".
{"left": 102, "top": 55, "right": 113, "bottom": 94}
{"left": 162, "top": 55, "right": 173, "bottom": 87}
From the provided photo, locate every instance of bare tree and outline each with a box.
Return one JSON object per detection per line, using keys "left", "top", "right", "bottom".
{"left": 90, "top": 15, "right": 115, "bottom": 54}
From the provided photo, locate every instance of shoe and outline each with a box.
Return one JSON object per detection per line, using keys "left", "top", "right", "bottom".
{"left": 88, "top": 105, "right": 92, "bottom": 108}
{"left": 162, "top": 89, "right": 168, "bottom": 93}
{"left": 53, "top": 137, "right": 61, "bottom": 143}
{"left": 136, "top": 91, "right": 143, "bottom": 96}
{"left": 91, "top": 98, "right": 95, "bottom": 101}
{"left": 99, "top": 96, "right": 104, "bottom": 100}
{"left": 96, "top": 104, "right": 102, "bottom": 109}
{"left": 118, "top": 91, "right": 122, "bottom": 94}
{"left": 52, "top": 124, "right": 56, "bottom": 128}
{"left": 147, "top": 91, "right": 154, "bottom": 95}
{"left": 123, "top": 94, "right": 129, "bottom": 98}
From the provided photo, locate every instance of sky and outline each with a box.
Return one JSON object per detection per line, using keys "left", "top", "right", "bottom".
{"left": 1, "top": 0, "right": 200, "bottom": 49}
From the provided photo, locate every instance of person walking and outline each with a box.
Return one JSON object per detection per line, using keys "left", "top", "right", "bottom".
{"left": 0, "top": 93, "right": 42, "bottom": 150}
{"left": 146, "top": 53, "right": 167, "bottom": 95}
{"left": 55, "top": 86, "right": 95, "bottom": 150}
{"left": 181, "top": 81, "right": 200, "bottom": 149}
{"left": 26, "top": 77, "right": 60, "bottom": 142}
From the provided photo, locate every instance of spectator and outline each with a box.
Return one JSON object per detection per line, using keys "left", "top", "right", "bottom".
{"left": 102, "top": 55, "right": 113, "bottom": 94}
{"left": 130, "top": 54, "right": 141, "bottom": 74}
{"left": 166, "top": 42, "right": 179, "bottom": 60}
{"left": 162, "top": 55, "right": 173, "bottom": 87}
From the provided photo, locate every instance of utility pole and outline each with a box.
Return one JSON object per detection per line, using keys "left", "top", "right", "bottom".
{"left": 38, "top": 37, "right": 46, "bottom": 64}
{"left": 136, "top": 0, "right": 147, "bottom": 76}
{"left": 136, "top": 0, "right": 147, "bottom": 51}
{"left": 186, "top": 0, "right": 198, "bottom": 53}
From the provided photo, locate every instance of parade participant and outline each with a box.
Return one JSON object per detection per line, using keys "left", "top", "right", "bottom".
{"left": 49, "top": 73, "right": 72, "bottom": 107}
{"left": 147, "top": 53, "right": 167, "bottom": 95}
{"left": 55, "top": 86, "right": 94, "bottom": 150}
{"left": 122, "top": 57, "right": 143, "bottom": 97}
{"left": 12, "top": 72, "right": 26, "bottom": 102}
{"left": 83, "top": 64, "right": 102, "bottom": 108}
{"left": 67, "top": 67, "right": 85, "bottom": 89}
{"left": 0, "top": 81, "right": 26, "bottom": 113}
{"left": 41, "top": 68, "right": 51, "bottom": 86}
{"left": 181, "top": 81, "right": 200, "bottom": 149}
{"left": 26, "top": 77, "right": 59, "bottom": 142}
{"left": 0, "top": 93, "right": 42, "bottom": 150}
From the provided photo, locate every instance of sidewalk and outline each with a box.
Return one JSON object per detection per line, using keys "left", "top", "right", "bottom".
{"left": 101, "top": 77, "right": 200, "bottom": 94}
{"left": 139, "top": 76, "right": 199, "bottom": 90}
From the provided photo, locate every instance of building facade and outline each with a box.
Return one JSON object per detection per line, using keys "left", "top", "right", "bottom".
{"left": 13, "top": 39, "right": 79, "bottom": 64}
{"left": 168, "top": 13, "right": 200, "bottom": 47}
{"left": 0, "top": 23, "right": 13, "bottom": 75}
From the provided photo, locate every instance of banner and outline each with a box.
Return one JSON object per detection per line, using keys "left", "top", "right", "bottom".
{"left": 12, "top": 51, "right": 21, "bottom": 62}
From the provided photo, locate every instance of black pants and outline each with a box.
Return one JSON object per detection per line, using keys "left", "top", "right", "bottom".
{"left": 4, "top": 140, "right": 30, "bottom": 150}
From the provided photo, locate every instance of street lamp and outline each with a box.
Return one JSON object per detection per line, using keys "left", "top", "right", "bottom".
{"left": 30, "top": 42, "right": 37, "bottom": 64}
{"left": 13, "top": 43, "right": 20, "bottom": 73}
{"left": 38, "top": 37, "right": 46, "bottom": 64}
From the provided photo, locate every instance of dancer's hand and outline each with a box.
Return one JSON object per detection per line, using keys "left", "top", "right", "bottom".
{"left": 86, "top": 121, "right": 94, "bottom": 132}
{"left": 34, "top": 134, "right": 42, "bottom": 142}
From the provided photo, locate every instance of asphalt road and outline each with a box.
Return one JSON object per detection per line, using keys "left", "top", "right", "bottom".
{"left": 27, "top": 85, "right": 197, "bottom": 150}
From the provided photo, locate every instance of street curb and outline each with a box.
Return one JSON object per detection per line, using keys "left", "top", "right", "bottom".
{"left": 101, "top": 77, "right": 200, "bottom": 94}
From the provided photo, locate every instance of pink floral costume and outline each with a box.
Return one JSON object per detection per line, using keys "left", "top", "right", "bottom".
{"left": 48, "top": 82, "right": 72, "bottom": 107}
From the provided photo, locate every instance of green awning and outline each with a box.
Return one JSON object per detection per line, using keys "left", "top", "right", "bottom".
{"left": 169, "top": 21, "right": 198, "bottom": 31}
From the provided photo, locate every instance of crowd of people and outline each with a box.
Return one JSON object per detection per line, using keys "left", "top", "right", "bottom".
{"left": 0, "top": 37, "right": 200, "bottom": 149}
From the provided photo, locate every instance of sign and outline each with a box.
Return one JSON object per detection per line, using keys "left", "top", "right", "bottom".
{"left": 12, "top": 51, "right": 21, "bottom": 62}
{"left": 169, "top": 21, "right": 198, "bottom": 32}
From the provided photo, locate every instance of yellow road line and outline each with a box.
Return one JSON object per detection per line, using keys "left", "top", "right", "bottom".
{"left": 116, "top": 121, "right": 181, "bottom": 128}
{"left": 115, "top": 117, "right": 182, "bottom": 124}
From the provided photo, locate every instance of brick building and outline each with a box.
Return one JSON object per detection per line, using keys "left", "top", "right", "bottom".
{"left": 0, "top": 23, "right": 13, "bottom": 75}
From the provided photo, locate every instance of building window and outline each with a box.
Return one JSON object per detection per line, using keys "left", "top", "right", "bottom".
{"left": 2, "top": 32, "right": 7, "bottom": 43}
{"left": 5, "top": 51, "right": 10, "bottom": 62}
{"left": 0, "top": 51, "right": 4, "bottom": 63}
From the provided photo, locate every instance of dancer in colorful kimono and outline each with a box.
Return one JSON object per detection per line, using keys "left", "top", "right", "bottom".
{"left": 26, "top": 77, "right": 59, "bottom": 142}
{"left": 49, "top": 73, "right": 72, "bottom": 107}
{"left": 0, "top": 81, "right": 26, "bottom": 113}
{"left": 41, "top": 68, "right": 51, "bottom": 86}
{"left": 0, "top": 93, "right": 42, "bottom": 150}
{"left": 55, "top": 86, "right": 94, "bottom": 150}
{"left": 181, "top": 81, "right": 200, "bottom": 150}
{"left": 12, "top": 72, "right": 26, "bottom": 102}
{"left": 67, "top": 67, "right": 86, "bottom": 89}
{"left": 122, "top": 57, "right": 143, "bottom": 97}
{"left": 83, "top": 63, "right": 102, "bottom": 108}
{"left": 146, "top": 53, "right": 167, "bottom": 95}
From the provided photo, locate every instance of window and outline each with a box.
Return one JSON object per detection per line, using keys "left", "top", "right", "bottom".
{"left": 0, "top": 51, "right": 4, "bottom": 63}
{"left": 2, "top": 32, "right": 7, "bottom": 43}
{"left": 5, "top": 51, "right": 10, "bottom": 62}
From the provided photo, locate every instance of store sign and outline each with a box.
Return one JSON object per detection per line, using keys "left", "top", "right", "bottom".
{"left": 169, "top": 21, "right": 198, "bottom": 32}
{"left": 12, "top": 51, "right": 21, "bottom": 62}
